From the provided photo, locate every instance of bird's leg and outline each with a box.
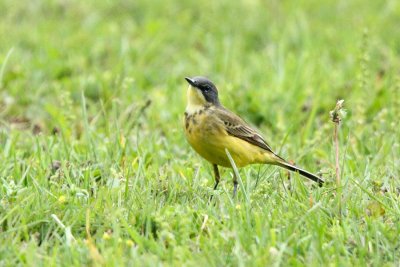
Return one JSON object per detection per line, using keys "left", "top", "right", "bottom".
{"left": 208, "top": 164, "right": 220, "bottom": 203}
{"left": 232, "top": 171, "right": 238, "bottom": 198}
{"left": 213, "top": 164, "right": 220, "bottom": 190}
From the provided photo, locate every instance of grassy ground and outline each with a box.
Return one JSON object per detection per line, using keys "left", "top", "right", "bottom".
{"left": 1, "top": 0, "right": 400, "bottom": 266}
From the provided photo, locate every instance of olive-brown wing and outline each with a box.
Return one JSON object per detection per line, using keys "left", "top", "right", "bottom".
{"left": 214, "top": 107, "right": 276, "bottom": 154}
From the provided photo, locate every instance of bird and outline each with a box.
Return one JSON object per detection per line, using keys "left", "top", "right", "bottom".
{"left": 183, "top": 76, "right": 324, "bottom": 197}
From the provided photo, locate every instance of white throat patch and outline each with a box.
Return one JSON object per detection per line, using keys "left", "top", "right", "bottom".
{"left": 186, "top": 85, "right": 206, "bottom": 114}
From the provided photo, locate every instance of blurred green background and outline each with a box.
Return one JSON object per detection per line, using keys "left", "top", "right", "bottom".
{"left": 1, "top": 0, "right": 399, "bottom": 266}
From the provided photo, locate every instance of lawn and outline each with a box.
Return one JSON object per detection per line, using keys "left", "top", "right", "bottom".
{"left": 1, "top": 0, "right": 399, "bottom": 266}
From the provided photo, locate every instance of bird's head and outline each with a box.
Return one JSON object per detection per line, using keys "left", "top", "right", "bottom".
{"left": 185, "top": 76, "right": 220, "bottom": 107}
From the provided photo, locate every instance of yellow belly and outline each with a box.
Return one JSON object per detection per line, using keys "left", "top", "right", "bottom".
{"left": 184, "top": 111, "right": 274, "bottom": 167}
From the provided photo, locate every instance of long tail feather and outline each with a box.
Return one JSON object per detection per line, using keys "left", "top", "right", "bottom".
{"left": 276, "top": 161, "right": 324, "bottom": 186}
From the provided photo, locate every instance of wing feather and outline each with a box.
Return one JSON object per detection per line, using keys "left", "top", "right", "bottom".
{"left": 214, "top": 107, "right": 275, "bottom": 153}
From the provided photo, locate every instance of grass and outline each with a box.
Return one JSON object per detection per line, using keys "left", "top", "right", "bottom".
{"left": 1, "top": 0, "right": 400, "bottom": 265}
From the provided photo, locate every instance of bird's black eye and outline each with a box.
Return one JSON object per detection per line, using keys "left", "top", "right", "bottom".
{"left": 203, "top": 85, "right": 211, "bottom": 92}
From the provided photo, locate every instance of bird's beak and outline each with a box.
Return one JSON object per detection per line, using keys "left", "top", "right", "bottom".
{"left": 185, "top": 77, "right": 196, "bottom": 87}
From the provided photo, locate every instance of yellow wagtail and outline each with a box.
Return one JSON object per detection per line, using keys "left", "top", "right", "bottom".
{"left": 183, "top": 76, "right": 324, "bottom": 196}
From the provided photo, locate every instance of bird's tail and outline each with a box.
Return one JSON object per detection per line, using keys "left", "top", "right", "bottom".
{"left": 275, "top": 160, "right": 324, "bottom": 186}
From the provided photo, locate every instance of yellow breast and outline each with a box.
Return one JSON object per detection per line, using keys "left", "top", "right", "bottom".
{"left": 184, "top": 107, "right": 270, "bottom": 167}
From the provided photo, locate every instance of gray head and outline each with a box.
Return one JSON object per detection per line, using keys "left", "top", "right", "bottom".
{"left": 185, "top": 76, "right": 220, "bottom": 105}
